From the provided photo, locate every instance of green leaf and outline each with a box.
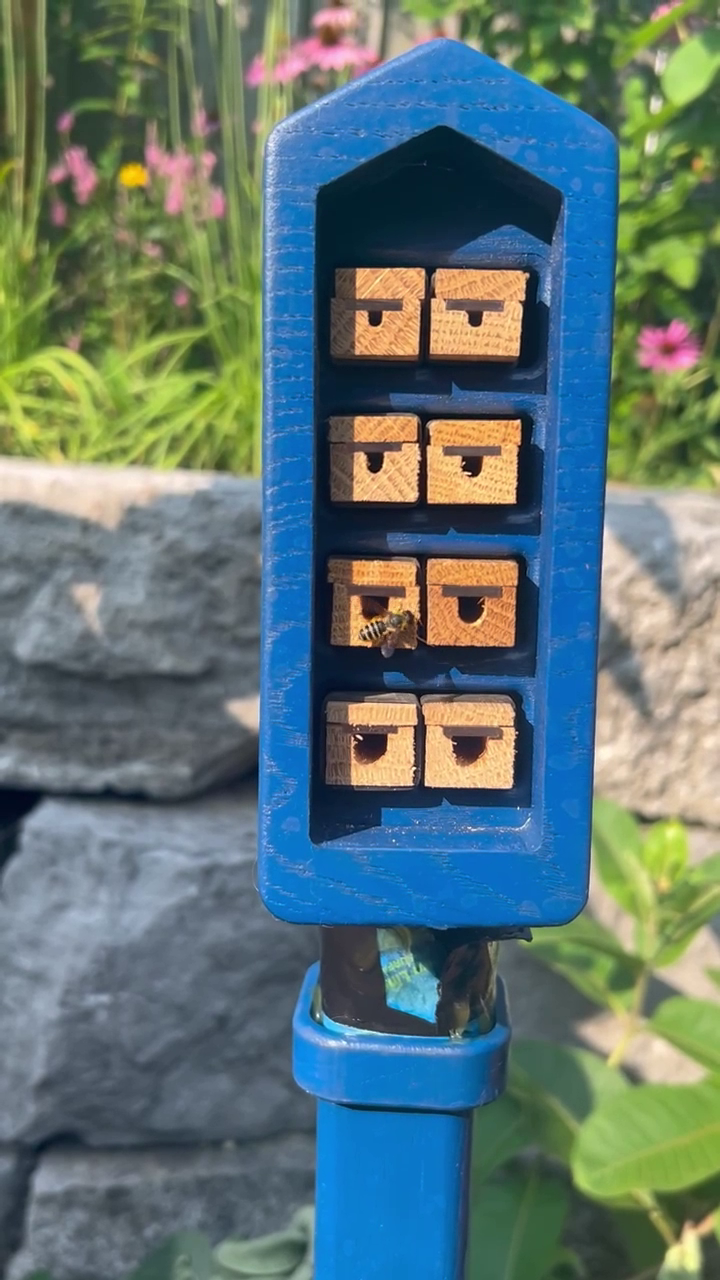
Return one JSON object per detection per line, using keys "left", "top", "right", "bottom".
{"left": 614, "top": 0, "right": 704, "bottom": 66}
{"left": 472, "top": 1092, "right": 533, "bottom": 1182}
{"left": 509, "top": 1040, "right": 628, "bottom": 1165}
{"left": 213, "top": 1209, "right": 313, "bottom": 1279}
{"left": 658, "top": 1226, "right": 702, "bottom": 1279}
{"left": 655, "top": 884, "right": 720, "bottom": 966}
{"left": 610, "top": 1209, "right": 666, "bottom": 1274}
{"left": 529, "top": 915, "right": 643, "bottom": 1013}
{"left": 643, "top": 822, "right": 689, "bottom": 891}
{"left": 661, "top": 31, "right": 720, "bottom": 107}
{"left": 649, "top": 998, "right": 720, "bottom": 1072}
{"left": 467, "top": 1171, "right": 569, "bottom": 1280}
{"left": 574, "top": 1080, "right": 720, "bottom": 1198}
{"left": 127, "top": 1234, "right": 212, "bottom": 1280}
{"left": 592, "top": 797, "right": 656, "bottom": 925}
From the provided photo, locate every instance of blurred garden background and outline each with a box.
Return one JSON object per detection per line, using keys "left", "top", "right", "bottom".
{"left": 0, "top": 0, "right": 718, "bottom": 482}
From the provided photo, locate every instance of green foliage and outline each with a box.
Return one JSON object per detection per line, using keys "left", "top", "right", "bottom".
{"left": 400, "top": 0, "right": 720, "bottom": 488}
{"left": 467, "top": 795, "right": 720, "bottom": 1279}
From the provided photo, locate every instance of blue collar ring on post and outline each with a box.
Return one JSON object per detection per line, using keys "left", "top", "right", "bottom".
{"left": 258, "top": 34, "right": 618, "bottom": 1280}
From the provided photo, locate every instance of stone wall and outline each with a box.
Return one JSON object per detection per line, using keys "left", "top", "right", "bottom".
{"left": 0, "top": 459, "right": 717, "bottom": 1280}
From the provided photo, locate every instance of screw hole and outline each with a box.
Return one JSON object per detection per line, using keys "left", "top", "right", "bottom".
{"left": 365, "top": 452, "right": 384, "bottom": 474}
{"left": 360, "top": 595, "right": 388, "bottom": 619}
{"left": 451, "top": 736, "right": 487, "bottom": 766}
{"left": 353, "top": 733, "right": 388, "bottom": 765}
{"left": 367, "top": 310, "right": 383, "bottom": 327}
{"left": 460, "top": 455, "right": 483, "bottom": 477}
{"left": 458, "top": 596, "right": 486, "bottom": 624}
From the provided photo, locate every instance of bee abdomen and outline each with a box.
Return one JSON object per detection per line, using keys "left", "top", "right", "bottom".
{"left": 358, "top": 618, "right": 387, "bottom": 644}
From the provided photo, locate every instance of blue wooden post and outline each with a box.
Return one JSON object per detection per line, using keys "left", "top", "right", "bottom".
{"left": 258, "top": 38, "right": 617, "bottom": 1279}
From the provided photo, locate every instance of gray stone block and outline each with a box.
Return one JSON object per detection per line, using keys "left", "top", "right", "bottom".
{"left": 596, "top": 486, "right": 720, "bottom": 826}
{"left": 7, "top": 1137, "right": 315, "bottom": 1280}
{"left": 0, "top": 460, "right": 260, "bottom": 799}
{"left": 0, "top": 1150, "right": 28, "bottom": 1271}
{"left": 0, "top": 787, "right": 317, "bottom": 1147}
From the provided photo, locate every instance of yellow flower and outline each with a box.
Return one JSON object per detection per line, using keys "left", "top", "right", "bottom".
{"left": 118, "top": 163, "right": 148, "bottom": 189}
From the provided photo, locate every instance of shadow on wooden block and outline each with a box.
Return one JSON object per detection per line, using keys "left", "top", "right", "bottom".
{"left": 426, "top": 419, "right": 521, "bottom": 505}
{"left": 329, "top": 414, "right": 421, "bottom": 504}
{"left": 327, "top": 556, "right": 420, "bottom": 648}
{"left": 426, "top": 558, "right": 519, "bottom": 647}
{"left": 421, "top": 695, "right": 516, "bottom": 789}
{"left": 330, "top": 267, "right": 426, "bottom": 361}
{"left": 325, "top": 693, "right": 419, "bottom": 788}
{"left": 429, "top": 268, "right": 528, "bottom": 363}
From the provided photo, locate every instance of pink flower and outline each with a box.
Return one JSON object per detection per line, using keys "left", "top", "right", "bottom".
{"left": 173, "top": 287, "right": 191, "bottom": 308}
{"left": 48, "top": 161, "right": 69, "bottom": 185}
{"left": 64, "top": 145, "right": 98, "bottom": 205}
{"left": 651, "top": 0, "right": 681, "bottom": 19}
{"left": 245, "top": 53, "right": 266, "bottom": 86}
{"left": 165, "top": 181, "right": 185, "bottom": 215}
{"left": 142, "top": 240, "right": 163, "bottom": 260}
{"left": 145, "top": 140, "right": 168, "bottom": 175}
{"left": 50, "top": 199, "right": 68, "bottom": 227}
{"left": 205, "top": 186, "right": 226, "bottom": 219}
{"left": 312, "top": 6, "right": 358, "bottom": 33}
{"left": 65, "top": 333, "right": 82, "bottom": 352}
{"left": 200, "top": 150, "right": 217, "bottom": 178}
{"left": 274, "top": 38, "right": 320, "bottom": 81}
{"left": 637, "top": 320, "right": 702, "bottom": 373}
{"left": 56, "top": 111, "right": 75, "bottom": 134}
{"left": 314, "top": 38, "right": 376, "bottom": 72}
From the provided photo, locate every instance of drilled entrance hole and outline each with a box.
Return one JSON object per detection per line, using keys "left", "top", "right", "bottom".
{"left": 361, "top": 595, "right": 388, "bottom": 619}
{"left": 352, "top": 733, "right": 388, "bottom": 765}
{"left": 461, "top": 455, "right": 483, "bottom": 477}
{"left": 458, "top": 596, "right": 486, "bottom": 624}
{"left": 451, "top": 736, "right": 487, "bottom": 766}
{"left": 467, "top": 311, "right": 483, "bottom": 328}
{"left": 367, "top": 310, "right": 383, "bottom": 327}
{"left": 365, "top": 451, "right": 384, "bottom": 474}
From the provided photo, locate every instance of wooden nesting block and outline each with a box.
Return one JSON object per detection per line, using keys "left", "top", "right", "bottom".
{"left": 426, "top": 419, "right": 522, "bottom": 505}
{"left": 329, "top": 415, "right": 420, "bottom": 505}
{"left": 328, "top": 557, "right": 420, "bottom": 648}
{"left": 325, "top": 693, "right": 419, "bottom": 788}
{"left": 426, "top": 559, "right": 519, "bottom": 648}
{"left": 429, "top": 269, "right": 529, "bottom": 362}
{"left": 330, "top": 267, "right": 426, "bottom": 361}
{"left": 421, "top": 695, "right": 516, "bottom": 789}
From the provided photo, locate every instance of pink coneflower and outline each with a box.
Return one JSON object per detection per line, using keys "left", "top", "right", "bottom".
{"left": 312, "top": 6, "right": 358, "bottom": 33}
{"left": 173, "top": 287, "right": 191, "bottom": 308}
{"left": 313, "top": 38, "right": 376, "bottom": 72}
{"left": 637, "top": 320, "right": 702, "bottom": 373}
{"left": 274, "top": 38, "right": 320, "bottom": 82}
{"left": 56, "top": 111, "right": 75, "bottom": 134}
{"left": 50, "top": 199, "right": 68, "bottom": 227}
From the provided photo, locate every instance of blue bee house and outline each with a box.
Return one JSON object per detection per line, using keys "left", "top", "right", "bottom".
{"left": 259, "top": 38, "right": 618, "bottom": 929}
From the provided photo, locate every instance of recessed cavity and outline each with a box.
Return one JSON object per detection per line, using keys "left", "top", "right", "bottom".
{"left": 451, "top": 736, "right": 488, "bottom": 766}
{"left": 365, "top": 451, "right": 384, "bottom": 474}
{"left": 467, "top": 311, "right": 483, "bottom": 328}
{"left": 352, "top": 732, "right": 388, "bottom": 765}
{"left": 361, "top": 595, "right": 388, "bottom": 619}
{"left": 461, "top": 455, "right": 483, "bottom": 477}
{"left": 458, "top": 596, "right": 486, "bottom": 624}
{"left": 367, "top": 310, "right": 383, "bottom": 327}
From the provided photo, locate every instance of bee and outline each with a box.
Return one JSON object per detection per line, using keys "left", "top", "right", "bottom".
{"left": 358, "top": 606, "right": 417, "bottom": 658}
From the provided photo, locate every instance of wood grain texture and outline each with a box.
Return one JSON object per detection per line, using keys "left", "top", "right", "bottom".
{"left": 327, "top": 557, "right": 420, "bottom": 647}
{"left": 329, "top": 415, "right": 420, "bottom": 504}
{"left": 422, "top": 696, "right": 516, "bottom": 790}
{"left": 325, "top": 693, "right": 419, "bottom": 788}
{"left": 429, "top": 269, "right": 528, "bottom": 362}
{"left": 426, "top": 559, "right": 518, "bottom": 647}
{"left": 331, "top": 268, "right": 425, "bottom": 361}
{"left": 426, "top": 419, "right": 521, "bottom": 505}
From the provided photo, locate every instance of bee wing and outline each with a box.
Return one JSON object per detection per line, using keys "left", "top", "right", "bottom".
{"left": 362, "top": 598, "right": 390, "bottom": 619}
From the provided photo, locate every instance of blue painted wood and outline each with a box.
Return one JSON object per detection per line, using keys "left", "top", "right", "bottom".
{"left": 259, "top": 37, "right": 618, "bottom": 927}
{"left": 293, "top": 964, "right": 510, "bottom": 1278}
